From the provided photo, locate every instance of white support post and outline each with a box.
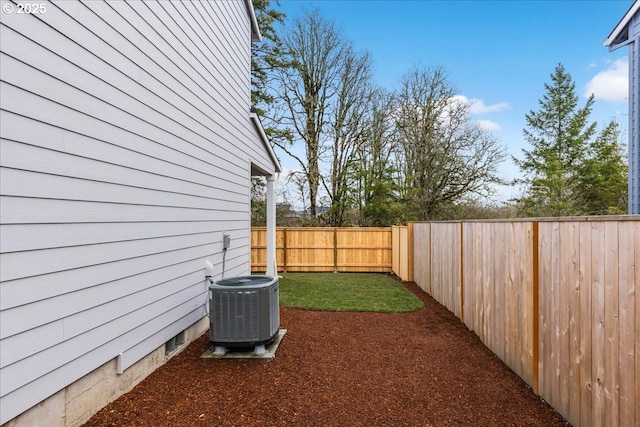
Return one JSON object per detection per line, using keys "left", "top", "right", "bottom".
{"left": 265, "top": 174, "right": 277, "bottom": 276}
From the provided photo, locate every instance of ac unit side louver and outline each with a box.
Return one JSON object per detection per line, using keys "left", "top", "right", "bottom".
{"left": 209, "top": 275, "right": 279, "bottom": 348}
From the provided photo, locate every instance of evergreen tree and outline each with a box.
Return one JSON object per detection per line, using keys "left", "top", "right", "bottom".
{"left": 251, "top": 0, "right": 286, "bottom": 114}
{"left": 576, "top": 121, "right": 628, "bottom": 214}
{"left": 514, "top": 64, "right": 597, "bottom": 216}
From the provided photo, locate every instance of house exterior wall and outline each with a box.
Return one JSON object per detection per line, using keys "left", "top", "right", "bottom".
{"left": 630, "top": 14, "right": 640, "bottom": 214}
{"left": 3, "top": 318, "right": 209, "bottom": 427}
{"left": 606, "top": 3, "right": 640, "bottom": 214}
{"left": 0, "top": 1, "right": 277, "bottom": 424}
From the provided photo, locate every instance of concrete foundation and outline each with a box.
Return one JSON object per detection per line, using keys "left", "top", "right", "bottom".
{"left": 3, "top": 318, "right": 209, "bottom": 427}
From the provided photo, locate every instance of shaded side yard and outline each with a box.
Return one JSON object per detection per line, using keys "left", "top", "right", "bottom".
{"left": 83, "top": 282, "right": 569, "bottom": 426}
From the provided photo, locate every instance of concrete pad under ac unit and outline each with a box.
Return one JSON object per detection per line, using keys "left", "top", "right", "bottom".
{"left": 200, "top": 329, "right": 287, "bottom": 361}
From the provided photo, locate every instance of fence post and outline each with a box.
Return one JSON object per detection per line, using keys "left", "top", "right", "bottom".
{"left": 532, "top": 220, "right": 539, "bottom": 395}
{"left": 460, "top": 222, "right": 464, "bottom": 324}
{"left": 333, "top": 228, "right": 338, "bottom": 273}
{"left": 391, "top": 226, "right": 397, "bottom": 277}
{"left": 283, "top": 227, "right": 287, "bottom": 273}
{"left": 407, "top": 223, "right": 414, "bottom": 282}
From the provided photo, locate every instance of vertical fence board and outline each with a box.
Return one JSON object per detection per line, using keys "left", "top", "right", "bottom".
{"left": 476, "top": 223, "right": 485, "bottom": 341}
{"left": 492, "top": 224, "right": 503, "bottom": 362}
{"left": 478, "top": 224, "right": 487, "bottom": 349}
{"left": 567, "top": 221, "right": 581, "bottom": 424}
{"left": 430, "top": 226, "right": 437, "bottom": 301}
{"left": 490, "top": 223, "right": 498, "bottom": 352}
{"left": 452, "top": 224, "right": 462, "bottom": 317}
{"left": 407, "top": 223, "right": 414, "bottom": 282}
{"left": 392, "top": 226, "right": 400, "bottom": 276}
{"left": 550, "top": 222, "right": 562, "bottom": 412}
{"left": 446, "top": 225, "right": 453, "bottom": 314}
{"left": 400, "top": 226, "right": 409, "bottom": 279}
{"left": 469, "top": 224, "right": 480, "bottom": 337}
{"left": 413, "top": 223, "right": 431, "bottom": 294}
{"left": 500, "top": 224, "right": 509, "bottom": 363}
{"left": 604, "top": 221, "right": 620, "bottom": 427}
{"left": 281, "top": 228, "right": 287, "bottom": 271}
{"left": 579, "top": 221, "right": 594, "bottom": 427}
{"left": 519, "top": 222, "right": 535, "bottom": 386}
{"left": 592, "top": 222, "right": 606, "bottom": 427}
{"left": 503, "top": 223, "right": 511, "bottom": 366}
{"left": 442, "top": 224, "right": 448, "bottom": 313}
{"left": 538, "top": 222, "right": 551, "bottom": 405}
{"left": 532, "top": 221, "right": 540, "bottom": 395}
{"left": 412, "top": 225, "right": 422, "bottom": 290}
{"left": 432, "top": 225, "right": 443, "bottom": 309}
{"left": 618, "top": 221, "right": 635, "bottom": 425}
{"left": 483, "top": 223, "right": 493, "bottom": 351}
{"left": 558, "top": 222, "right": 572, "bottom": 419}
{"left": 504, "top": 223, "right": 522, "bottom": 373}
{"left": 462, "top": 223, "right": 474, "bottom": 332}
{"left": 631, "top": 222, "right": 640, "bottom": 425}
{"left": 473, "top": 223, "right": 484, "bottom": 340}
{"left": 431, "top": 226, "right": 441, "bottom": 304}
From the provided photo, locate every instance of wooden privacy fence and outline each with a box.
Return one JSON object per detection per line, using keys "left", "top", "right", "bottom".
{"left": 392, "top": 224, "right": 413, "bottom": 281}
{"left": 251, "top": 227, "right": 392, "bottom": 273}
{"left": 413, "top": 217, "right": 639, "bottom": 427}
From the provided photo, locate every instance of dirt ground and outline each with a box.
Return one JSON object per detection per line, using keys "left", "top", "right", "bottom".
{"left": 83, "top": 281, "right": 569, "bottom": 427}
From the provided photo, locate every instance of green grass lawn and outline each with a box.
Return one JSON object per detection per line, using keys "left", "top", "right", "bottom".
{"left": 278, "top": 273, "right": 423, "bottom": 313}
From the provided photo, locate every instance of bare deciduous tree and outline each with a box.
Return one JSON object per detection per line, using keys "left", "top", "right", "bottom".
{"left": 322, "top": 47, "right": 374, "bottom": 226}
{"left": 354, "top": 89, "right": 405, "bottom": 226}
{"left": 394, "top": 66, "right": 506, "bottom": 220}
{"left": 269, "top": 9, "right": 375, "bottom": 225}
{"left": 270, "top": 9, "right": 345, "bottom": 219}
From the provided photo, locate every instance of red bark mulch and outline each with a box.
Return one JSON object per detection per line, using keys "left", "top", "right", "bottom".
{"left": 83, "top": 281, "right": 569, "bottom": 427}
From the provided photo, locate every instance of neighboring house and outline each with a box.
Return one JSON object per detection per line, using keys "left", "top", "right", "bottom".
{"left": 605, "top": 0, "right": 640, "bottom": 214}
{"left": 0, "top": 1, "right": 280, "bottom": 425}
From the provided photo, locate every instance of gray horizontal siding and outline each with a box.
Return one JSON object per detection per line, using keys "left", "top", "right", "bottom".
{"left": 626, "top": 13, "right": 639, "bottom": 214}
{"left": 0, "top": 0, "right": 273, "bottom": 423}
{"left": 1, "top": 111, "right": 247, "bottom": 193}
{"left": 1, "top": 140, "right": 247, "bottom": 205}
{"left": 2, "top": 0, "right": 273, "bottom": 174}
{"left": 3, "top": 298, "right": 204, "bottom": 423}
{"left": 0, "top": 230, "right": 248, "bottom": 311}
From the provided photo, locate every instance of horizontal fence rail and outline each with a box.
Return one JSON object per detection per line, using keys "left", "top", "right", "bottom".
{"left": 251, "top": 227, "right": 393, "bottom": 273}
{"left": 413, "top": 217, "right": 639, "bottom": 427}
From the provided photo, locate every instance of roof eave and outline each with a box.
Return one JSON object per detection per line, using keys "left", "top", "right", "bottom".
{"left": 244, "top": 0, "right": 262, "bottom": 42}
{"left": 604, "top": 1, "right": 640, "bottom": 48}
{"left": 250, "top": 112, "right": 282, "bottom": 174}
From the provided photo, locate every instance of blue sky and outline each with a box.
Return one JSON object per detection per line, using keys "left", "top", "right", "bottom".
{"left": 272, "top": 0, "right": 632, "bottom": 203}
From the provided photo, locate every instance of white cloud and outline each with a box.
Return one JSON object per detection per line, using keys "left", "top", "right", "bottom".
{"left": 449, "top": 95, "right": 468, "bottom": 109}
{"left": 585, "top": 59, "right": 628, "bottom": 102}
{"left": 476, "top": 119, "right": 501, "bottom": 131}
{"left": 449, "top": 95, "right": 507, "bottom": 132}
{"left": 469, "top": 99, "right": 511, "bottom": 115}
{"left": 452, "top": 95, "right": 511, "bottom": 114}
